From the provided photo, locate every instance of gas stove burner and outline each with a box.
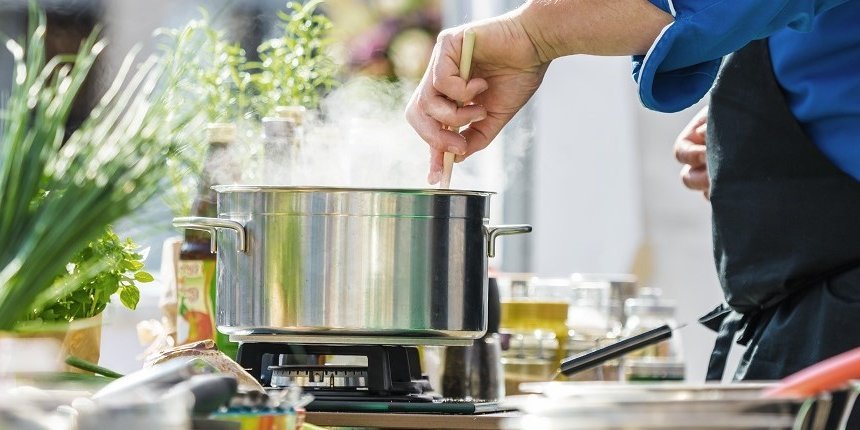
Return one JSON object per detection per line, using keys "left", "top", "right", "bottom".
{"left": 236, "top": 342, "right": 513, "bottom": 414}
{"left": 269, "top": 365, "right": 368, "bottom": 389}
{"left": 237, "top": 343, "right": 437, "bottom": 402}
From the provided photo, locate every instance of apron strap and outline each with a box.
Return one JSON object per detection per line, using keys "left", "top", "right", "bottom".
{"left": 701, "top": 304, "right": 745, "bottom": 381}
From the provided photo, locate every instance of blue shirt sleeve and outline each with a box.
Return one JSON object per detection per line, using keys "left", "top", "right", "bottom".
{"left": 633, "top": 0, "right": 852, "bottom": 112}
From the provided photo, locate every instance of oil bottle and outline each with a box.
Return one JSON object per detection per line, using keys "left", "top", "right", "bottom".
{"left": 177, "top": 123, "right": 238, "bottom": 358}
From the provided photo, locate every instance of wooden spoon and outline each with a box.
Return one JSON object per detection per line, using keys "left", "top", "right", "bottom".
{"left": 440, "top": 28, "right": 476, "bottom": 189}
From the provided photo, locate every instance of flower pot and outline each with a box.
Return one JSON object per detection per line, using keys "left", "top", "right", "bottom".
{"left": 61, "top": 315, "right": 103, "bottom": 373}
{"left": 7, "top": 315, "right": 104, "bottom": 373}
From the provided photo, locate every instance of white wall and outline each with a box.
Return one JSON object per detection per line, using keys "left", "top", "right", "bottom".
{"left": 531, "top": 55, "right": 643, "bottom": 275}
{"left": 530, "top": 55, "right": 730, "bottom": 380}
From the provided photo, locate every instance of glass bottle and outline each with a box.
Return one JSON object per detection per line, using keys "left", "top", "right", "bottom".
{"left": 442, "top": 278, "right": 506, "bottom": 400}
{"left": 177, "top": 123, "right": 238, "bottom": 358}
{"left": 565, "top": 281, "right": 619, "bottom": 381}
{"left": 620, "top": 288, "right": 685, "bottom": 381}
{"left": 261, "top": 106, "right": 305, "bottom": 185}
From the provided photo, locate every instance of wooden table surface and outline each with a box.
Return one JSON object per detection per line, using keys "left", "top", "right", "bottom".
{"left": 305, "top": 411, "right": 521, "bottom": 429}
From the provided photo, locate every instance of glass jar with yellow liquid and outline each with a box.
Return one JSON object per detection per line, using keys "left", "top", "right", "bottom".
{"left": 499, "top": 275, "right": 571, "bottom": 338}
{"left": 498, "top": 275, "right": 571, "bottom": 393}
{"left": 500, "top": 330, "right": 558, "bottom": 395}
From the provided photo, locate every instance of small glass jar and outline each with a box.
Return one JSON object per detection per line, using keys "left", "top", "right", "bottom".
{"left": 621, "top": 288, "right": 685, "bottom": 381}
{"left": 624, "top": 358, "right": 686, "bottom": 382}
{"left": 500, "top": 330, "right": 558, "bottom": 395}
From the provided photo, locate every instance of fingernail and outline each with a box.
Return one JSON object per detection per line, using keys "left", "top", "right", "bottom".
{"left": 447, "top": 146, "right": 466, "bottom": 156}
{"left": 428, "top": 169, "right": 441, "bottom": 184}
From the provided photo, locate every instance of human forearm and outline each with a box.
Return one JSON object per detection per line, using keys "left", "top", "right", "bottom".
{"left": 515, "top": 0, "right": 673, "bottom": 62}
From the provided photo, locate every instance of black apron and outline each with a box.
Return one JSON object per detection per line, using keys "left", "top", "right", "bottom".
{"left": 701, "top": 39, "right": 860, "bottom": 423}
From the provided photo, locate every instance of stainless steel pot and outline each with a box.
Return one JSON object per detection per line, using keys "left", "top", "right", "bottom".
{"left": 173, "top": 186, "right": 531, "bottom": 345}
{"left": 505, "top": 382, "right": 839, "bottom": 430}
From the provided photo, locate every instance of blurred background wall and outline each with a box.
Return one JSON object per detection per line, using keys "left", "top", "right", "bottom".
{"left": 0, "top": 0, "right": 732, "bottom": 379}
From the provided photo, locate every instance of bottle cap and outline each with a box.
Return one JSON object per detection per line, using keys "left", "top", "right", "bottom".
{"left": 624, "top": 288, "right": 676, "bottom": 318}
{"left": 625, "top": 358, "right": 685, "bottom": 381}
{"left": 206, "top": 123, "right": 236, "bottom": 144}
{"left": 503, "top": 331, "right": 558, "bottom": 360}
{"left": 624, "top": 300, "right": 676, "bottom": 318}
{"left": 273, "top": 105, "right": 306, "bottom": 123}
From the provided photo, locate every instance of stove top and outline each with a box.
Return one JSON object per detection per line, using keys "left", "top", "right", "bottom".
{"left": 237, "top": 343, "right": 435, "bottom": 400}
{"left": 236, "top": 342, "right": 512, "bottom": 414}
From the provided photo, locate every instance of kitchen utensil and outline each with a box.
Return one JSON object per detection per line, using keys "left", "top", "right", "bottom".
{"left": 92, "top": 358, "right": 214, "bottom": 400}
{"left": 503, "top": 383, "right": 821, "bottom": 430}
{"left": 440, "top": 28, "right": 476, "bottom": 189}
{"left": 506, "top": 381, "right": 860, "bottom": 430}
{"left": 517, "top": 380, "right": 776, "bottom": 397}
{"left": 558, "top": 324, "right": 683, "bottom": 376}
{"left": 764, "top": 346, "right": 860, "bottom": 398}
{"left": 75, "top": 387, "right": 192, "bottom": 430}
{"left": 173, "top": 186, "right": 531, "bottom": 344}
{"left": 167, "top": 374, "right": 238, "bottom": 416}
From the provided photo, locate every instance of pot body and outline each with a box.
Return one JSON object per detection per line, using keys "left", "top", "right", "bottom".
{"left": 176, "top": 187, "right": 530, "bottom": 343}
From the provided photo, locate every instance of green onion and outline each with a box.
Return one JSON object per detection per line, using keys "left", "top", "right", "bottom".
{"left": 64, "top": 355, "right": 124, "bottom": 379}
{"left": 0, "top": 4, "right": 200, "bottom": 330}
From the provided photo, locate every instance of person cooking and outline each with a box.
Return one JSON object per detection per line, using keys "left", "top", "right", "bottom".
{"left": 405, "top": 0, "right": 860, "bottom": 394}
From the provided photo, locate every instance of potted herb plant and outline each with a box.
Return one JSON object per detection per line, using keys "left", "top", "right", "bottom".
{"left": 0, "top": 3, "right": 198, "bottom": 369}
{"left": 158, "top": 0, "right": 339, "bottom": 216}
{"left": 20, "top": 226, "right": 153, "bottom": 369}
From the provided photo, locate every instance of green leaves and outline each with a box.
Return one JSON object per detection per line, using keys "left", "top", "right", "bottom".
{"left": 0, "top": 5, "right": 197, "bottom": 329}
{"left": 119, "top": 286, "right": 141, "bottom": 311}
{"left": 157, "top": 0, "right": 337, "bottom": 122}
{"left": 155, "top": 2, "right": 338, "bottom": 217}
{"left": 28, "top": 226, "right": 152, "bottom": 323}
{"left": 134, "top": 271, "right": 154, "bottom": 283}
{"left": 252, "top": 0, "right": 338, "bottom": 116}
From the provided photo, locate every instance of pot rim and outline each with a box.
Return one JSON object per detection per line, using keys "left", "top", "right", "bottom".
{"left": 211, "top": 185, "right": 495, "bottom": 197}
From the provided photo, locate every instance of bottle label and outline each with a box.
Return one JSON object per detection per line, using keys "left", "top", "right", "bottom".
{"left": 177, "top": 259, "right": 215, "bottom": 343}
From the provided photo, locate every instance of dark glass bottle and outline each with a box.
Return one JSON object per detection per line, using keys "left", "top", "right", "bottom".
{"left": 177, "top": 123, "right": 238, "bottom": 358}
{"left": 441, "top": 278, "right": 505, "bottom": 401}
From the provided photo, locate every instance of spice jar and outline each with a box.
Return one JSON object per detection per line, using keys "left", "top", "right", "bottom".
{"left": 624, "top": 358, "right": 685, "bottom": 382}
{"left": 621, "top": 288, "right": 685, "bottom": 381}
{"left": 500, "top": 330, "right": 558, "bottom": 395}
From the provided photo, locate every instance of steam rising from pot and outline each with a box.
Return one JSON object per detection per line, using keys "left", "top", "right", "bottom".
{"left": 211, "top": 78, "right": 530, "bottom": 192}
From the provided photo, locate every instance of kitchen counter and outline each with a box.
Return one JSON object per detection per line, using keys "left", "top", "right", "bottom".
{"left": 305, "top": 411, "right": 520, "bottom": 429}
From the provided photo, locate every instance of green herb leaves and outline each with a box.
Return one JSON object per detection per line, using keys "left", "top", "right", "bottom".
{"left": 29, "top": 227, "right": 152, "bottom": 323}
{"left": 158, "top": 0, "right": 338, "bottom": 123}
{"left": 119, "top": 285, "right": 142, "bottom": 312}
{"left": 252, "top": 0, "right": 339, "bottom": 116}
{"left": 156, "top": 1, "right": 338, "bottom": 216}
{"left": 0, "top": 4, "right": 197, "bottom": 329}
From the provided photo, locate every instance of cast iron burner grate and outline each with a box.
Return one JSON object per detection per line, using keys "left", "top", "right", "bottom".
{"left": 237, "top": 342, "right": 508, "bottom": 414}
{"left": 237, "top": 343, "right": 437, "bottom": 403}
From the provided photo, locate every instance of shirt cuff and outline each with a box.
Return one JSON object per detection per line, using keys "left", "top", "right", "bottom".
{"left": 632, "top": 2, "right": 722, "bottom": 113}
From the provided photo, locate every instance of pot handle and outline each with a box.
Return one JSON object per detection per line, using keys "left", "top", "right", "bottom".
{"left": 172, "top": 217, "right": 247, "bottom": 253}
{"left": 485, "top": 224, "right": 532, "bottom": 258}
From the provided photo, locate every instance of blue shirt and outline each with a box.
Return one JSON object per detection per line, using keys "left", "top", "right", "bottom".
{"left": 632, "top": 0, "right": 860, "bottom": 179}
